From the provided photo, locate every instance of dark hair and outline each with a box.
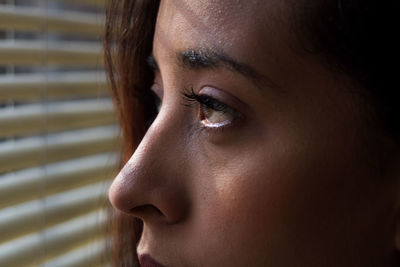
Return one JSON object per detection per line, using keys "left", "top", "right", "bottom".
{"left": 105, "top": 1, "right": 160, "bottom": 266}
{"left": 105, "top": 0, "right": 398, "bottom": 265}
{"left": 292, "top": 0, "right": 399, "bottom": 139}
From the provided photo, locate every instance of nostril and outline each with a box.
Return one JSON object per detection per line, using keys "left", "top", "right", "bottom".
{"left": 130, "top": 204, "right": 165, "bottom": 220}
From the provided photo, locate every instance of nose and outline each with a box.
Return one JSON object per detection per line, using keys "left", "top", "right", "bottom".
{"left": 109, "top": 115, "right": 190, "bottom": 224}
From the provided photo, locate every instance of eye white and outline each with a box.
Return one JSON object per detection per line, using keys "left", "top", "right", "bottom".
{"left": 200, "top": 107, "right": 234, "bottom": 128}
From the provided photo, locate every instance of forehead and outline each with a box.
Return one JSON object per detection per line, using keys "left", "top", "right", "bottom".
{"left": 154, "top": 0, "right": 290, "bottom": 65}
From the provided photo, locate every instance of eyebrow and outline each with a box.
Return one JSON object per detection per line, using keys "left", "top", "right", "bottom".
{"left": 147, "top": 48, "right": 279, "bottom": 90}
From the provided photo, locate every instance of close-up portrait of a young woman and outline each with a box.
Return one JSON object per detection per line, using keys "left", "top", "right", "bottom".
{"left": 104, "top": 0, "right": 400, "bottom": 266}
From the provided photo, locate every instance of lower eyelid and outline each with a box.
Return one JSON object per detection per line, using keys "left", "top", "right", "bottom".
{"left": 201, "top": 109, "right": 240, "bottom": 133}
{"left": 201, "top": 119, "right": 231, "bottom": 128}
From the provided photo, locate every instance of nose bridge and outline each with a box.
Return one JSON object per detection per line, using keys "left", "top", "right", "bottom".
{"left": 124, "top": 119, "right": 174, "bottom": 188}
{"left": 131, "top": 105, "right": 182, "bottom": 182}
{"left": 109, "top": 108, "right": 189, "bottom": 223}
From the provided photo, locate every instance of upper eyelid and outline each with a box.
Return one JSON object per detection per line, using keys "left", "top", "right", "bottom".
{"left": 147, "top": 53, "right": 244, "bottom": 109}
{"left": 147, "top": 55, "right": 246, "bottom": 116}
{"left": 197, "top": 95, "right": 231, "bottom": 111}
{"left": 182, "top": 89, "right": 234, "bottom": 113}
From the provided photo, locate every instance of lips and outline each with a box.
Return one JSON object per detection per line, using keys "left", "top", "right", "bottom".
{"left": 138, "top": 254, "right": 166, "bottom": 267}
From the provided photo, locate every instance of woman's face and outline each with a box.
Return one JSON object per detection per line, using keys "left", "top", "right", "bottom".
{"left": 109, "top": 0, "right": 400, "bottom": 266}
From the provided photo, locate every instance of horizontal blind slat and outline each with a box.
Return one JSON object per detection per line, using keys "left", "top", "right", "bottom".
{"left": 43, "top": 239, "right": 108, "bottom": 267}
{"left": 0, "top": 211, "right": 107, "bottom": 266}
{"left": 0, "top": 126, "right": 120, "bottom": 173}
{"left": 64, "top": 0, "right": 106, "bottom": 7}
{"left": 1, "top": 1, "right": 113, "bottom": 265}
{"left": 0, "top": 41, "right": 102, "bottom": 65}
{"left": 0, "top": 72, "right": 107, "bottom": 101}
{"left": 0, "top": 182, "right": 110, "bottom": 243}
{"left": 0, "top": 5, "right": 104, "bottom": 36}
{"left": 0, "top": 99, "right": 117, "bottom": 137}
{"left": 0, "top": 153, "right": 118, "bottom": 209}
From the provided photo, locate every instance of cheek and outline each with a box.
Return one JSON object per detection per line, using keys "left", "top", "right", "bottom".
{"left": 189, "top": 116, "right": 383, "bottom": 265}
{"left": 188, "top": 134, "right": 306, "bottom": 263}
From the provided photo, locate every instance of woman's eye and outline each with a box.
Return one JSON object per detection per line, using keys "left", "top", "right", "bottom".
{"left": 182, "top": 88, "right": 242, "bottom": 131}
{"left": 199, "top": 98, "right": 235, "bottom": 128}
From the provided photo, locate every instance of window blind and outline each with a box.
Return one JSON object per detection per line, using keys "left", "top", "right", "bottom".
{"left": 0, "top": 1, "right": 118, "bottom": 266}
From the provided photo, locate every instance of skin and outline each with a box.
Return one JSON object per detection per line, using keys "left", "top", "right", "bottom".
{"left": 109, "top": 0, "right": 400, "bottom": 266}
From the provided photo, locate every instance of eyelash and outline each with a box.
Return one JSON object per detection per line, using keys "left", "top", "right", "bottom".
{"left": 147, "top": 81, "right": 243, "bottom": 134}
{"left": 181, "top": 87, "right": 241, "bottom": 132}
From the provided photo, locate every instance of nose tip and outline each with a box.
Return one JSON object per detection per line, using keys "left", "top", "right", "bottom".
{"left": 108, "top": 163, "right": 189, "bottom": 224}
{"left": 108, "top": 174, "right": 131, "bottom": 213}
